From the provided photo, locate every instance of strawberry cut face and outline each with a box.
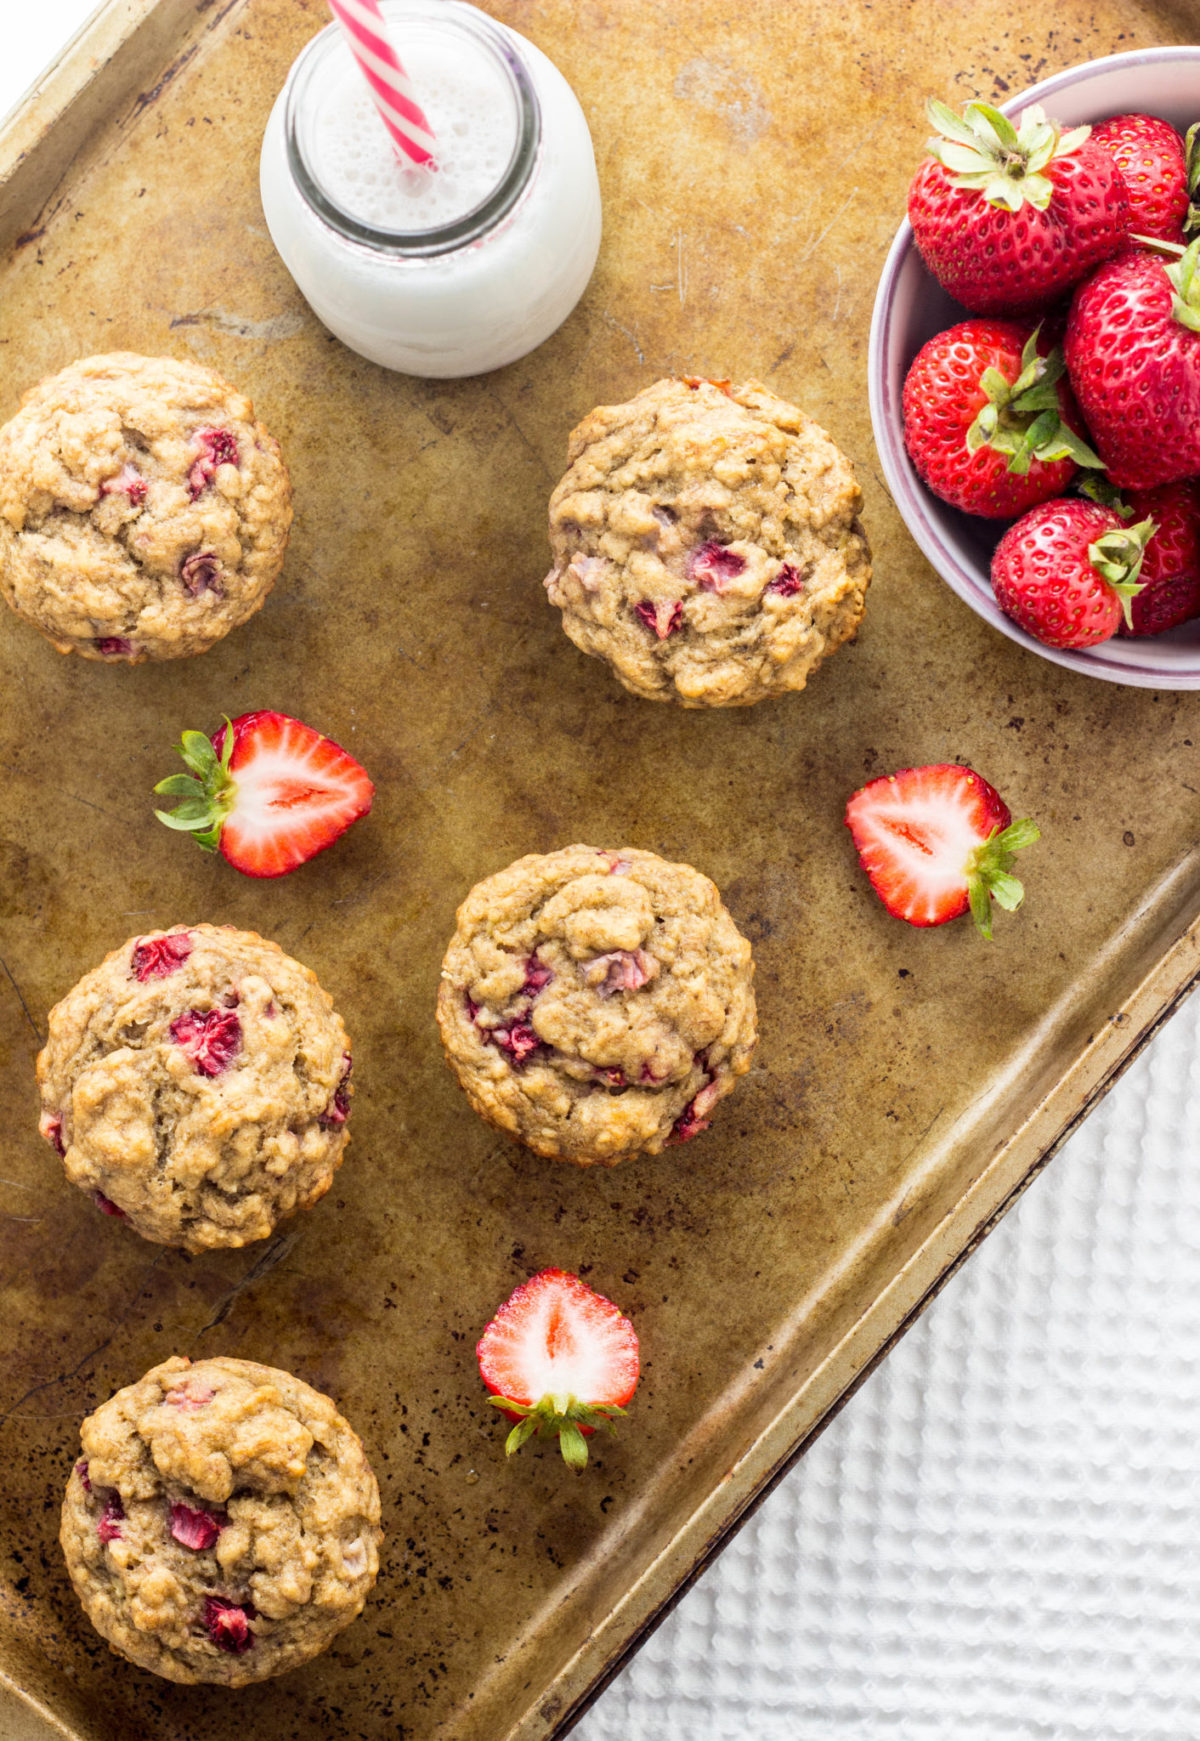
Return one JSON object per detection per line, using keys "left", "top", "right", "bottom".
{"left": 478, "top": 1269, "right": 639, "bottom": 1413}
{"left": 215, "top": 713, "right": 375, "bottom": 879}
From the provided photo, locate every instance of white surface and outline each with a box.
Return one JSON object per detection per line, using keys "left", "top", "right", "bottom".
{"left": 1, "top": 4, "right": 101, "bottom": 124}
{"left": 578, "top": 991, "right": 1200, "bottom": 1741}
{"left": 7, "top": 14, "right": 1200, "bottom": 1741}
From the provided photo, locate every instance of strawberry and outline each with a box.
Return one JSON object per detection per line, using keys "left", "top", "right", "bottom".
{"left": 169, "top": 1503, "right": 225, "bottom": 1551}
{"left": 476, "top": 1269, "right": 639, "bottom": 1468}
{"left": 154, "top": 711, "right": 374, "bottom": 878}
{"left": 845, "top": 764, "right": 1039, "bottom": 940}
{"left": 1090, "top": 113, "right": 1190, "bottom": 246}
{"left": 990, "top": 498, "right": 1155, "bottom": 649}
{"left": 1083, "top": 477, "right": 1200, "bottom": 637}
{"left": 1064, "top": 238, "right": 1200, "bottom": 489}
{"left": 902, "top": 320, "right": 1100, "bottom": 518}
{"left": 907, "top": 100, "right": 1128, "bottom": 315}
{"left": 1119, "top": 481, "right": 1200, "bottom": 636}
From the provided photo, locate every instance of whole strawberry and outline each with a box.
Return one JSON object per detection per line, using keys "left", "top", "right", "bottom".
{"left": 991, "top": 498, "right": 1154, "bottom": 648}
{"left": 903, "top": 320, "right": 1100, "bottom": 518}
{"left": 1065, "top": 238, "right": 1200, "bottom": 489}
{"left": 1116, "top": 481, "right": 1200, "bottom": 636}
{"left": 1090, "top": 113, "right": 1190, "bottom": 245}
{"left": 908, "top": 100, "right": 1129, "bottom": 315}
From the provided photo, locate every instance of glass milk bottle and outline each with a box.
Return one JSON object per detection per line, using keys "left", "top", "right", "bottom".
{"left": 259, "top": 0, "right": 602, "bottom": 378}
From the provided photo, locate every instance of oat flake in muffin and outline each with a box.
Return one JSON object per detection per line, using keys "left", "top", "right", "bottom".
{"left": 61, "top": 1356, "right": 382, "bottom": 1686}
{"left": 0, "top": 352, "right": 291, "bottom": 661}
{"left": 436, "top": 844, "right": 757, "bottom": 1165}
{"left": 37, "top": 925, "right": 352, "bottom": 1251}
{"left": 544, "top": 376, "right": 871, "bottom": 706}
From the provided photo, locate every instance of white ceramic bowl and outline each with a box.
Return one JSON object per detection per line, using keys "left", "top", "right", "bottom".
{"left": 869, "top": 47, "right": 1200, "bottom": 689}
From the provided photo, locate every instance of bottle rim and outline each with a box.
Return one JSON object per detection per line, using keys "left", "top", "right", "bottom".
{"left": 284, "top": 0, "right": 542, "bottom": 258}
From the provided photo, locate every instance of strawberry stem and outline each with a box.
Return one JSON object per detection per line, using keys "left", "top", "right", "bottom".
{"left": 489, "top": 1394, "right": 628, "bottom": 1468}
{"left": 1186, "top": 121, "right": 1200, "bottom": 239}
{"left": 966, "top": 328, "right": 1101, "bottom": 476}
{"left": 965, "top": 817, "right": 1041, "bottom": 940}
{"left": 1087, "top": 519, "right": 1156, "bottom": 627}
{"left": 925, "top": 99, "right": 1089, "bottom": 213}
{"left": 1077, "top": 475, "right": 1134, "bottom": 519}
{"left": 153, "top": 720, "right": 236, "bottom": 852}
{"left": 1165, "top": 237, "right": 1200, "bottom": 334}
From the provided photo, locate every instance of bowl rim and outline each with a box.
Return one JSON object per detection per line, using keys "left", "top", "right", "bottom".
{"left": 868, "top": 44, "right": 1200, "bottom": 691}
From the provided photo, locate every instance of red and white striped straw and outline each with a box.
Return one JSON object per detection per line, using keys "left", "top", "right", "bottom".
{"left": 325, "top": 0, "right": 438, "bottom": 167}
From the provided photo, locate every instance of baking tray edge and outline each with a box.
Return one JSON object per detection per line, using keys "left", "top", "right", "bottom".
{"left": 2, "top": 7, "right": 1199, "bottom": 1739}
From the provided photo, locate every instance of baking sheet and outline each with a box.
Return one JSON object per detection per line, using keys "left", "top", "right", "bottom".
{"left": 1, "top": 2, "right": 1199, "bottom": 1737}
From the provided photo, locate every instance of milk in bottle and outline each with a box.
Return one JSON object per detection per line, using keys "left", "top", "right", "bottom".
{"left": 259, "top": 0, "right": 602, "bottom": 378}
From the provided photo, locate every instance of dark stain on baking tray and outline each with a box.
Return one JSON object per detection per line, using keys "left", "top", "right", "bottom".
{"left": 1, "top": 1, "right": 1200, "bottom": 1739}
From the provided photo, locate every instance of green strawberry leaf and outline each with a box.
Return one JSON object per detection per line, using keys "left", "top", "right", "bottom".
{"left": 1078, "top": 475, "right": 1133, "bottom": 516}
{"left": 558, "top": 1422, "right": 589, "bottom": 1470}
{"left": 963, "top": 336, "right": 1100, "bottom": 475}
{"left": 994, "top": 818, "right": 1042, "bottom": 854}
{"left": 964, "top": 818, "right": 1041, "bottom": 939}
{"left": 923, "top": 98, "right": 1089, "bottom": 213}
{"left": 968, "top": 878, "right": 995, "bottom": 940}
{"left": 153, "top": 724, "right": 237, "bottom": 852}
{"left": 1166, "top": 236, "right": 1200, "bottom": 333}
{"left": 505, "top": 1416, "right": 540, "bottom": 1457}
{"left": 926, "top": 97, "right": 985, "bottom": 150}
{"left": 153, "top": 773, "right": 206, "bottom": 799}
{"left": 1186, "top": 121, "right": 1200, "bottom": 238}
{"left": 988, "top": 870, "right": 1027, "bottom": 912}
{"left": 965, "top": 102, "right": 1017, "bottom": 152}
{"left": 1088, "top": 518, "right": 1156, "bottom": 595}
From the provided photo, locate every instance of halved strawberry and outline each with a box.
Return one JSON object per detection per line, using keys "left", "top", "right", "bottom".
{"left": 476, "top": 1269, "right": 639, "bottom": 1469}
{"left": 845, "top": 764, "right": 1040, "bottom": 939}
{"left": 154, "top": 711, "right": 374, "bottom": 878}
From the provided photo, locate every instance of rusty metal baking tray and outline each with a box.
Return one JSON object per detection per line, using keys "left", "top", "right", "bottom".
{"left": 2, "top": 1, "right": 1199, "bottom": 1736}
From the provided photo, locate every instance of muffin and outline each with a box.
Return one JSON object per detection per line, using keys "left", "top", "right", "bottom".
{"left": 544, "top": 376, "right": 870, "bottom": 706}
{"left": 436, "top": 845, "right": 757, "bottom": 1165}
{"left": 37, "top": 925, "right": 352, "bottom": 1251}
{"left": 0, "top": 352, "right": 291, "bottom": 661}
{"left": 61, "top": 1356, "right": 382, "bottom": 1686}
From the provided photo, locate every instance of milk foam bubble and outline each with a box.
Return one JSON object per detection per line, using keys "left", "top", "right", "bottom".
{"left": 310, "top": 31, "right": 519, "bottom": 232}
